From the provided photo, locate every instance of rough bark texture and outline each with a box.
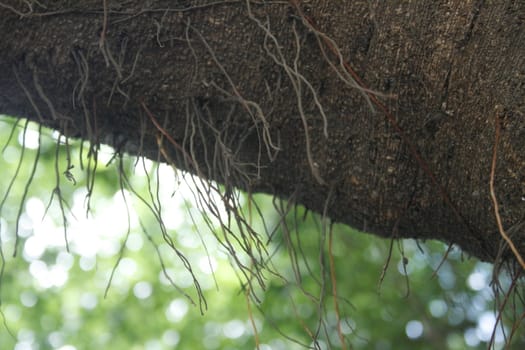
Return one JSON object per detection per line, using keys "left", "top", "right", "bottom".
{"left": 1, "top": 0, "right": 524, "bottom": 263}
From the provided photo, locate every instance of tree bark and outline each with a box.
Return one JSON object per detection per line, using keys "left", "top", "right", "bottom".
{"left": 1, "top": 0, "right": 524, "bottom": 264}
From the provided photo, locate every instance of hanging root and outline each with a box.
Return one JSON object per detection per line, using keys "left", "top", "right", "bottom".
{"left": 3, "top": 2, "right": 524, "bottom": 349}
{"left": 245, "top": 0, "right": 327, "bottom": 185}
{"left": 186, "top": 19, "right": 281, "bottom": 166}
{"left": 490, "top": 107, "right": 525, "bottom": 270}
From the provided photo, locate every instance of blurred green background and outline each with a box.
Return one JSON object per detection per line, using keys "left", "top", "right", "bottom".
{"left": 0, "top": 115, "right": 521, "bottom": 349}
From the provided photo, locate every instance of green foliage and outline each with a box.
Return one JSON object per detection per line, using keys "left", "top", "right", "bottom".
{"left": 0, "top": 116, "right": 522, "bottom": 349}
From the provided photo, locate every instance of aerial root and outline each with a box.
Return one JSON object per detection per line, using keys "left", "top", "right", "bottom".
{"left": 186, "top": 19, "right": 281, "bottom": 167}
{"left": 486, "top": 106, "right": 525, "bottom": 349}
{"left": 142, "top": 98, "right": 274, "bottom": 299}
{"left": 10, "top": 65, "right": 75, "bottom": 254}
{"left": 0, "top": 0, "right": 37, "bottom": 17}
{"left": 246, "top": 0, "right": 327, "bottom": 185}
{"left": 490, "top": 107, "right": 525, "bottom": 270}
{"left": 71, "top": 49, "right": 100, "bottom": 215}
